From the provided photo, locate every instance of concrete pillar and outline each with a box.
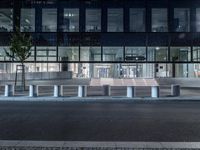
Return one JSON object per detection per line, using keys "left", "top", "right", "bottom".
{"left": 127, "top": 86, "right": 135, "bottom": 98}
{"left": 103, "top": 85, "right": 111, "bottom": 96}
{"left": 171, "top": 84, "right": 180, "bottom": 96}
{"left": 54, "top": 85, "right": 63, "bottom": 97}
{"left": 151, "top": 86, "right": 159, "bottom": 98}
{"left": 78, "top": 85, "right": 87, "bottom": 97}
{"left": 29, "top": 85, "right": 38, "bottom": 97}
{"left": 4, "top": 84, "right": 14, "bottom": 97}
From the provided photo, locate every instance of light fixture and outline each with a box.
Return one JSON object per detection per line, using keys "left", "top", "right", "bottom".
{"left": 155, "top": 47, "right": 160, "bottom": 50}
{"left": 25, "top": 19, "right": 30, "bottom": 24}
{"left": 64, "top": 13, "right": 74, "bottom": 17}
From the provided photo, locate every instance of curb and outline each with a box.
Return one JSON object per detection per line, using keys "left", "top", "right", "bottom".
{"left": 0, "top": 96, "right": 199, "bottom": 102}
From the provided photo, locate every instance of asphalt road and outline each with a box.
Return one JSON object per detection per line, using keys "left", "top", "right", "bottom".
{"left": 0, "top": 100, "right": 200, "bottom": 141}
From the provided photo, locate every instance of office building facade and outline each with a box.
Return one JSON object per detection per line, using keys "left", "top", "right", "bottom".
{"left": 0, "top": 0, "right": 200, "bottom": 78}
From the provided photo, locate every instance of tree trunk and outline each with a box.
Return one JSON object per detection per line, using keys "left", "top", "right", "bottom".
{"left": 21, "top": 63, "right": 25, "bottom": 91}
{"left": 172, "top": 63, "right": 176, "bottom": 78}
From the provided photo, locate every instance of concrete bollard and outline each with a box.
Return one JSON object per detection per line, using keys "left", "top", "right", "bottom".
{"left": 151, "top": 86, "right": 159, "bottom": 98}
{"left": 78, "top": 85, "right": 87, "bottom": 97}
{"left": 29, "top": 85, "right": 38, "bottom": 97}
{"left": 4, "top": 84, "right": 14, "bottom": 97}
{"left": 103, "top": 85, "right": 111, "bottom": 96}
{"left": 54, "top": 85, "right": 63, "bottom": 97}
{"left": 127, "top": 86, "right": 135, "bottom": 98}
{"left": 171, "top": 84, "right": 180, "bottom": 96}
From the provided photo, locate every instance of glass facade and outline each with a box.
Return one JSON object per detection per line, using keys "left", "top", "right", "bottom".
{"left": 193, "top": 47, "right": 200, "bottom": 61}
{"left": 36, "top": 46, "right": 57, "bottom": 61}
{"left": 80, "top": 47, "right": 101, "bottom": 61}
{"left": 42, "top": 9, "right": 57, "bottom": 32}
{"left": 174, "top": 8, "right": 190, "bottom": 32}
{"left": 0, "top": 9, "right": 13, "bottom": 32}
{"left": 107, "top": 9, "right": 123, "bottom": 32}
{"left": 62, "top": 9, "right": 79, "bottom": 32}
{"left": 196, "top": 9, "right": 200, "bottom": 32}
{"left": 103, "top": 47, "right": 123, "bottom": 61}
{"left": 20, "top": 9, "right": 35, "bottom": 32}
{"left": 130, "top": 8, "right": 145, "bottom": 32}
{"left": 152, "top": 9, "right": 168, "bottom": 32}
{"left": 58, "top": 47, "right": 79, "bottom": 61}
{"left": 0, "top": 0, "right": 200, "bottom": 79}
{"left": 148, "top": 47, "right": 168, "bottom": 61}
{"left": 125, "top": 47, "right": 146, "bottom": 62}
{"left": 170, "top": 47, "right": 191, "bottom": 62}
{"left": 86, "top": 9, "right": 101, "bottom": 32}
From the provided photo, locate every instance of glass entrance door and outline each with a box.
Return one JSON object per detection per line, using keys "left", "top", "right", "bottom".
{"left": 97, "top": 67, "right": 110, "bottom": 78}
{"left": 122, "top": 64, "right": 143, "bottom": 78}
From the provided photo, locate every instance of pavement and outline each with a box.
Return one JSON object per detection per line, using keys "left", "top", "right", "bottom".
{"left": 1, "top": 141, "right": 200, "bottom": 149}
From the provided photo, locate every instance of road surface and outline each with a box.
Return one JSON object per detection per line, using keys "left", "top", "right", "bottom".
{"left": 0, "top": 100, "right": 200, "bottom": 141}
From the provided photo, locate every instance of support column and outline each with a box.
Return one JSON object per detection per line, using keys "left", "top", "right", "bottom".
{"left": 4, "top": 85, "right": 14, "bottom": 97}
{"left": 171, "top": 84, "right": 180, "bottom": 96}
{"left": 54, "top": 85, "right": 63, "bottom": 97}
{"left": 127, "top": 86, "right": 135, "bottom": 98}
{"left": 78, "top": 85, "right": 87, "bottom": 97}
{"left": 103, "top": 85, "right": 111, "bottom": 96}
{"left": 151, "top": 86, "right": 159, "bottom": 98}
{"left": 29, "top": 85, "right": 38, "bottom": 97}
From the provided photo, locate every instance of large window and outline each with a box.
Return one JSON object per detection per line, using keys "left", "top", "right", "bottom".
{"left": 107, "top": 9, "right": 123, "bottom": 32}
{"left": 170, "top": 47, "right": 191, "bottom": 62}
{"left": 152, "top": 9, "right": 168, "bottom": 32}
{"left": 0, "top": 47, "right": 11, "bottom": 61}
{"left": 103, "top": 47, "right": 123, "bottom": 61}
{"left": 25, "top": 47, "right": 35, "bottom": 61}
{"left": 174, "top": 8, "right": 190, "bottom": 32}
{"left": 20, "top": 9, "right": 35, "bottom": 32}
{"left": 80, "top": 47, "right": 101, "bottom": 61}
{"left": 193, "top": 47, "right": 200, "bottom": 61}
{"left": 63, "top": 9, "right": 79, "bottom": 32}
{"left": 129, "top": 8, "right": 145, "bottom": 32}
{"left": 125, "top": 47, "right": 146, "bottom": 61}
{"left": 42, "top": 9, "right": 57, "bottom": 32}
{"left": 36, "top": 47, "right": 57, "bottom": 61}
{"left": 86, "top": 9, "right": 101, "bottom": 32}
{"left": 148, "top": 47, "right": 168, "bottom": 61}
{"left": 0, "top": 9, "right": 13, "bottom": 32}
{"left": 58, "top": 47, "right": 79, "bottom": 61}
{"left": 196, "top": 9, "right": 200, "bottom": 32}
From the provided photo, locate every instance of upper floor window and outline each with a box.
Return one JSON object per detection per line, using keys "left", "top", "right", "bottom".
{"left": 152, "top": 8, "right": 168, "bottom": 32}
{"left": 42, "top": 9, "right": 57, "bottom": 32}
{"left": 130, "top": 8, "right": 145, "bottom": 32}
{"left": 20, "top": 9, "right": 35, "bottom": 32}
{"left": 174, "top": 8, "right": 190, "bottom": 32}
{"left": 63, "top": 9, "right": 79, "bottom": 32}
{"left": 86, "top": 9, "right": 101, "bottom": 32}
{"left": 196, "top": 8, "right": 200, "bottom": 32}
{"left": 107, "top": 8, "right": 123, "bottom": 32}
{"left": 0, "top": 9, "right": 13, "bottom": 32}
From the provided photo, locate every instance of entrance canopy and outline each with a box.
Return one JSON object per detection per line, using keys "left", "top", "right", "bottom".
{"left": 90, "top": 78, "right": 159, "bottom": 87}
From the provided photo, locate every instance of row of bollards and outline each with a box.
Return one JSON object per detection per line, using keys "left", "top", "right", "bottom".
{"left": 4, "top": 84, "right": 180, "bottom": 98}
{"left": 4, "top": 85, "right": 88, "bottom": 98}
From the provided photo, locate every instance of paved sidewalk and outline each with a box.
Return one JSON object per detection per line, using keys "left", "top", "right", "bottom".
{"left": 0, "top": 141, "right": 200, "bottom": 149}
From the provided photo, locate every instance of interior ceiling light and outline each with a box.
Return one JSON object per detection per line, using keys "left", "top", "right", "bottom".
{"left": 156, "top": 47, "right": 160, "bottom": 50}
{"left": 64, "top": 13, "right": 74, "bottom": 17}
{"left": 25, "top": 19, "right": 30, "bottom": 24}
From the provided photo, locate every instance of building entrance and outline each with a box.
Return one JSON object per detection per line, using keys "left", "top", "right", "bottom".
{"left": 97, "top": 67, "right": 110, "bottom": 78}
{"left": 122, "top": 64, "right": 143, "bottom": 78}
